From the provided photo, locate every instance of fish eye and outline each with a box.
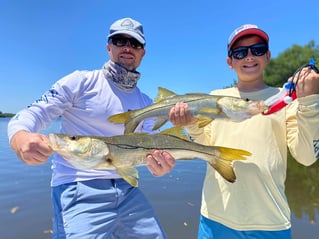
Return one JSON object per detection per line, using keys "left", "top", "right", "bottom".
{"left": 69, "top": 136, "right": 78, "bottom": 140}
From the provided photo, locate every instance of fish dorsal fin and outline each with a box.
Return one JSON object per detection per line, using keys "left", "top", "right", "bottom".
{"left": 154, "top": 87, "right": 176, "bottom": 103}
{"left": 159, "top": 126, "right": 189, "bottom": 141}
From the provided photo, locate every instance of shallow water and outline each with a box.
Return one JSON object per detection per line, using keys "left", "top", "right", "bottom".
{"left": 1, "top": 118, "right": 318, "bottom": 239}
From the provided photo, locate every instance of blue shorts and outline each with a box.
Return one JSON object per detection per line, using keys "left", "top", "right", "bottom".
{"left": 198, "top": 215, "right": 291, "bottom": 239}
{"left": 51, "top": 179, "right": 167, "bottom": 239}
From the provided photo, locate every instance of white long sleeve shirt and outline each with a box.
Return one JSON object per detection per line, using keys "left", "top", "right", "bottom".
{"left": 8, "top": 70, "right": 154, "bottom": 186}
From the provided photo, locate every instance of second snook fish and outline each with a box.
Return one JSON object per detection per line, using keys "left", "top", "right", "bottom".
{"left": 48, "top": 127, "right": 251, "bottom": 187}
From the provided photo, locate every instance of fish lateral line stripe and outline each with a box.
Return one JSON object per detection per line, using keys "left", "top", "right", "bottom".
{"left": 107, "top": 142, "right": 207, "bottom": 153}
{"left": 108, "top": 142, "right": 247, "bottom": 160}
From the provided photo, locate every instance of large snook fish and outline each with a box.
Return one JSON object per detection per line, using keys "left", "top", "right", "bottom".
{"left": 108, "top": 87, "right": 268, "bottom": 134}
{"left": 48, "top": 127, "right": 251, "bottom": 187}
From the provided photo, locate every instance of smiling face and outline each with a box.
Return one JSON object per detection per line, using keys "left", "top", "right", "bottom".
{"left": 227, "top": 35, "right": 271, "bottom": 91}
{"left": 107, "top": 34, "right": 146, "bottom": 71}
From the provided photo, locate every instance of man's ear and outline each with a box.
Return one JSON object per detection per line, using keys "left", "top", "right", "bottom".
{"left": 141, "top": 49, "right": 146, "bottom": 57}
{"left": 106, "top": 44, "right": 111, "bottom": 53}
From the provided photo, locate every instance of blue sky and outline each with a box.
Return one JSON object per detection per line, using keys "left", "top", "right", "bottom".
{"left": 1, "top": 0, "right": 318, "bottom": 113}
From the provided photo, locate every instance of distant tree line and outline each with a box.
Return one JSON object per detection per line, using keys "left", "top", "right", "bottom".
{"left": 0, "top": 111, "right": 15, "bottom": 117}
{"left": 264, "top": 40, "right": 319, "bottom": 86}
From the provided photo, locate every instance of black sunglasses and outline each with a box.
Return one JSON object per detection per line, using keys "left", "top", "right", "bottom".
{"left": 109, "top": 37, "right": 144, "bottom": 49}
{"left": 228, "top": 43, "right": 268, "bottom": 60}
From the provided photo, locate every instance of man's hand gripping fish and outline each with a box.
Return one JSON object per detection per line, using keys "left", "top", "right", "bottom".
{"left": 108, "top": 87, "right": 268, "bottom": 134}
{"left": 48, "top": 127, "right": 251, "bottom": 187}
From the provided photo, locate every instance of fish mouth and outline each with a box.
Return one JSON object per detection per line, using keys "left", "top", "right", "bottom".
{"left": 247, "top": 101, "right": 268, "bottom": 114}
{"left": 48, "top": 134, "right": 67, "bottom": 150}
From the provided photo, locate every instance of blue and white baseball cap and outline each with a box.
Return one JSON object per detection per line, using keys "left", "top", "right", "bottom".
{"left": 108, "top": 17, "right": 146, "bottom": 45}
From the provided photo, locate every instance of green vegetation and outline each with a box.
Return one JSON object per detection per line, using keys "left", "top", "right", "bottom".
{"left": 0, "top": 111, "right": 15, "bottom": 118}
{"left": 264, "top": 40, "right": 319, "bottom": 87}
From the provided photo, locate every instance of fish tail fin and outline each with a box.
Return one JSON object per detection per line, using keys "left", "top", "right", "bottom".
{"left": 218, "top": 147, "right": 251, "bottom": 161}
{"left": 208, "top": 147, "right": 251, "bottom": 183}
{"left": 108, "top": 111, "right": 140, "bottom": 134}
{"left": 152, "top": 119, "right": 168, "bottom": 130}
{"left": 108, "top": 111, "right": 133, "bottom": 124}
{"left": 208, "top": 159, "right": 237, "bottom": 183}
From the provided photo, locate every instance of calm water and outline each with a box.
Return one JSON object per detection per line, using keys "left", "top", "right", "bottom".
{"left": 0, "top": 117, "right": 318, "bottom": 239}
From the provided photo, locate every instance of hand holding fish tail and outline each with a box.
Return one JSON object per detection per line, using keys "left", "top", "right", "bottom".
{"left": 146, "top": 150, "right": 176, "bottom": 176}
{"left": 169, "top": 102, "right": 198, "bottom": 127}
{"left": 10, "top": 130, "right": 53, "bottom": 165}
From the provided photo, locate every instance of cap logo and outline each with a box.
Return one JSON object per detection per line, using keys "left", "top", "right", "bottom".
{"left": 121, "top": 19, "right": 134, "bottom": 29}
{"left": 236, "top": 24, "right": 258, "bottom": 33}
{"left": 228, "top": 24, "right": 258, "bottom": 44}
{"left": 108, "top": 17, "right": 145, "bottom": 45}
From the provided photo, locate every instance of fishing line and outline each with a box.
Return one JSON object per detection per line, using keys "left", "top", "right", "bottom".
{"left": 289, "top": 58, "right": 319, "bottom": 97}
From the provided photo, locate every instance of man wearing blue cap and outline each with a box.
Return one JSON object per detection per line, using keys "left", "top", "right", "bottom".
{"left": 8, "top": 17, "right": 174, "bottom": 238}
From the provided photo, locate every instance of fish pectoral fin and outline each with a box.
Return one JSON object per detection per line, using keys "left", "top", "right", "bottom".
{"left": 160, "top": 126, "right": 189, "bottom": 141}
{"left": 196, "top": 116, "right": 213, "bottom": 128}
{"left": 152, "top": 119, "right": 168, "bottom": 130}
{"left": 209, "top": 159, "right": 236, "bottom": 183}
{"left": 199, "top": 107, "right": 222, "bottom": 114}
{"left": 117, "top": 167, "right": 139, "bottom": 187}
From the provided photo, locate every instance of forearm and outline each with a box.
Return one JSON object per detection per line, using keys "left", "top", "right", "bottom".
{"left": 287, "top": 95, "right": 319, "bottom": 166}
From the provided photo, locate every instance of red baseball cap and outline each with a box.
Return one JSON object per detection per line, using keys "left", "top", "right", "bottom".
{"left": 227, "top": 24, "right": 269, "bottom": 50}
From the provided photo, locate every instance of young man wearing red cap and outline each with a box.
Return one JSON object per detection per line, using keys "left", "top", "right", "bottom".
{"left": 8, "top": 17, "right": 175, "bottom": 239}
{"left": 169, "top": 24, "right": 319, "bottom": 239}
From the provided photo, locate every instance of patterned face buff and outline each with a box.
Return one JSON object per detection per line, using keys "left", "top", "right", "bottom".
{"left": 102, "top": 61, "right": 140, "bottom": 91}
